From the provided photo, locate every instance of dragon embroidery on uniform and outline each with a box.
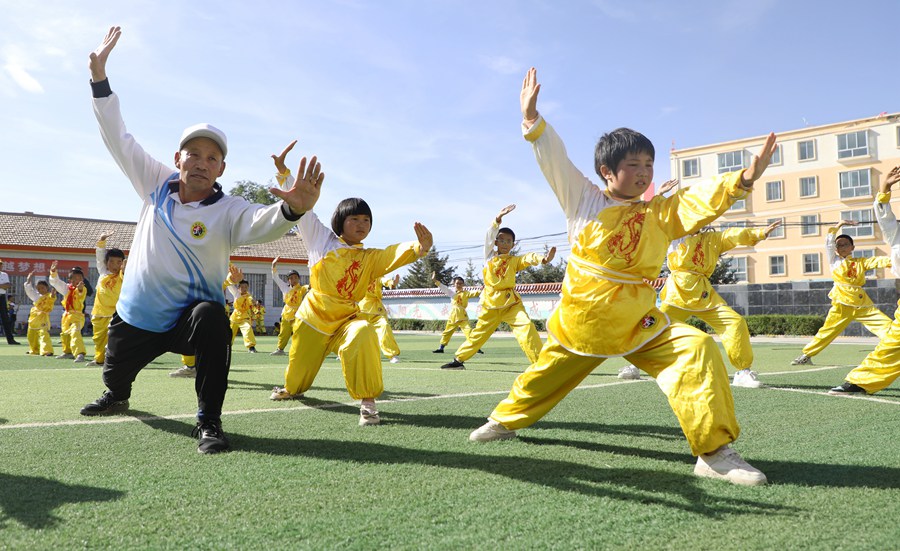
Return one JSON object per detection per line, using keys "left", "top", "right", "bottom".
{"left": 336, "top": 260, "right": 363, "bottom": 299}
{"left": 845, "top": 260, "right": 858, "bottom": 280}
{"left": 691, "top": 240, "right": 706, "bottom": 268}
{"left": 492, "top": 257, "right": 511, "bottom": 280}
{"left": 607, "top": 211, "right": 645, "bottom": 263}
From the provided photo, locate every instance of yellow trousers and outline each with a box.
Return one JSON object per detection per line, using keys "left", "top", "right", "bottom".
{"left": 359, "top": 313, "right": 400, "bottom": 358}
{"left": 91, "top": 316, "right": 112, "bottom": 363}
{"left": 277, "top": 314, "right": 295, "bottom": 350}
{"left": 230, "top": 319, "right": 257, "bottom": 349}
{"left": 440, "top": 319, "right": 472, "bottom": 347}
{"left": 286, "top": 318, "right": 382, "bottom": 400}
{"left": 802, "top": 303, "right": 891, "bottom": 357}
{"left": 845, "top": 314, "right": 900, "bottom": 393}
{"left": 455, "top": 303, "right": 542, "bottom": 363}
{"left": 661, "top": 303, "right": 752, "bottom": 370}
{"left": 490, "top": 323, "right": 740, "bottom": 456}
{"left": 27, "top": 324, "right": 53, "bottom": 356}
{"left": 182, "top": 355, "right": 195, "bottom": 367}
{"left": 60, "top": 311, "right": 86, "bottom": 355}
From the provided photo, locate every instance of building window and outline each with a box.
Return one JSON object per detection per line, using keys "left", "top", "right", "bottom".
{"left": 798, "top": 139, "right": 816, "bottom": 161}
{"left": 839, "top": 168, "right": 871, "bottom": 199}
{"left": 801, "top": 214, "right": 819, "bottom": 236}
{"left": 769, "top": 144, "right": 782, "bottom": 166}
{"left": 800, "top": 176, "right": 818, "bottom": 198}
{"left": 769, "top": 255, "right": 786, "bottom": 276}
{"left": 245, "top": 273, "right": 267, "bottom": 310}
{"left": 718, "top": 150, "right": 745, "bottom": 174}
{"left": 729, "top": 256, "right": 748, "bottom": 283}
{"left": 682, "top": 158, "right": 699, "bottom": 178}
{"left": 765, "top": 180, "right": 783, "bottom": 202}
{"left": 719, "top": 221, "right": 749, "bottom": 230}
{"left": 837, "top": 130, "right": 869, "bottom": 159}
{"left": 767, "top": 217, "right": 785, "bottom": 239}
{"left": 728, "top": 199, "right": 747, "bottom": 212}
{"left": 803, "top": 253, "right": 821, "bottom": 274}
{"left": 856, "top": 249, "right": 877, "bottom": 277}
{"left": 840, "top": 209, "right": 875, "bottom": 238}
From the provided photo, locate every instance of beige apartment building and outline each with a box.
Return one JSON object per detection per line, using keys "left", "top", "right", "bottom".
{"left": 670, "top": 113, "right": 900, "bottom": 284}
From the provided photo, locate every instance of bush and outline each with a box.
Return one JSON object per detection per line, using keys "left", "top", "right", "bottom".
{"left": 388, "top": 319, "right": 547, "bottom": 332}
{"left": 684, "top": 314, "right": 823, "bottom": 336}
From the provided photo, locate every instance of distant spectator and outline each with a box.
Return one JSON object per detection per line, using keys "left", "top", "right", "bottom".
{"left": 0, "top": 259, "right": 21, "bottom": 345}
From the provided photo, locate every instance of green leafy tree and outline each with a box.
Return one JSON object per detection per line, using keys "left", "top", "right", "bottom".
{"left": 518, "top": 247, "right": 567, "bottom": 284}
{"left": 400, "top": 248, "right": 455, "bottom": 289}
{"left": 710, "top": 256, "right": 738, "bottom": 285}
{"left": 463, "top": 258, "right": 483, "bottom": 286}
{"left": 229, "top": 180, "right": 278, "bottom": 205}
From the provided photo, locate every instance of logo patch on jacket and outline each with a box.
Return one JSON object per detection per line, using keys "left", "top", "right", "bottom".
{"left": 191, "top": 222, "right": 207, "bottom": 239}
{"left": 701, "top": 291, "right": 709, "bottom": 299}
{"left": 640, "top": 314, "right": 657, "bottom": 329}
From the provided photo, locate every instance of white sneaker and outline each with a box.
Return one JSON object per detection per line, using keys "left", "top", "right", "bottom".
{"left": 169, "top": 365, "right": 197, "bottom": 378}
{"left": 85, "top": 360, "right": 102, "bottom": 367}
{"left": 270, "top": 349, "right": 286, "bottom": 356}
{"left": 694, "top": 446, "right": 767, "bottom": 486}
{"left": 469, "top": 420, "right": 517, "bottom": 442}
{"left": 389, "top": 356, "right": 400, "bottom": 364}
{"left": 270, "top": 386, "right": 304, "bottom": 401}
{"left": 55, "top": 353, "right": 75, "bottom": 360}
{"left": 617, "top": 365, "right": 641, "bottom": 380}
{"left": 73, "top": 353, "right": 86, "bottom": 363}
{"left": 359, "top": 404, "right": 381, "bottom": 426}
{"left": 791, "top": 354, "right": 813, "bottom": 366}
{"left": 732, "top": 369, "right": 764, "bottom": 389}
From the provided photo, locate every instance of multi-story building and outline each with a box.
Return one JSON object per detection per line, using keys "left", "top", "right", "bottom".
{"left": 670, "top": 113, "right": 900, "bottom": 284}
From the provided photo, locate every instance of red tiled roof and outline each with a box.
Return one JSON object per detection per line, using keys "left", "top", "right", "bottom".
{"left": 0, "top": 211, "right": 308, "bottom": 261}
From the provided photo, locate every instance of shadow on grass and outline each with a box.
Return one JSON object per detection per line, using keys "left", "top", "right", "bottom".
{"left": 0, "top": 473, "right": 124, "bottom": 530}
{"left": 0, "top": 419, "right": 6, "bottom": 425}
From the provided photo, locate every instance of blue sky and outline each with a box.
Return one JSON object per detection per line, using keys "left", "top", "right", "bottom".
{"left": 2, "top": 0, "right": 898, "bottom": 273}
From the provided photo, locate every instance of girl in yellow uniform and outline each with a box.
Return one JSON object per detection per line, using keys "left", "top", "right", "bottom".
{"left": 439, "top": 204, "right": 555, "bottom": 370}
{"left": 254, "top": 300, "right": 266, "bottom": 334}
{"left": 270, "top": 257, "right": 309, "bottom": 356}
{"left": 792, "top": 220, "right": 892, "bottom": 366}
{"left": 49, "top": 261, "right": 89, "bottom": 363}
{"left": 88, "top": 232, "right": 126, "bottom": 366}
{"left": 432, "top": 272, "right": 481, "bottom": 353}
{"left": 359, "top": 274, "right": 402, "bottom": 363}
{"left": 660, "top": 222, "right": 781, "bottom": 388}
{"left": 469, "top": 68, "right": 778, "bottom": 487}
{"left": 269, "top": 162, "right": 432, "bottom": 427}
{"left": 23, "top": 272, "right": 56, "bottom": 356}
{"left": 226, "top": 267, "right": 257, "bottom": 353}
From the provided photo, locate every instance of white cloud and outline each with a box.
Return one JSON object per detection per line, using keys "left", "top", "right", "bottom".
{"left": 478, "top": 54, "right": 521, "bottom": 75}
{"left": 3, "top": 62, "right": 43, "bottom": 93}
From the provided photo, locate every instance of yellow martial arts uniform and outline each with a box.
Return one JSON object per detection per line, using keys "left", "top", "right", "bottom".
{"left": 359, "top": 276, "right": 401, "bottom": 359}
{"left": 436, "top": 282, "right": 480, "bottom": 346}
{"left": 90, "top": 239, "right": 124, "bottom": 363}
{"left": 24, "top": 282, "right": 55, "bottom": 356}
{"left": 488, "top": 116, "right": 750, "bottom": 456}
{"left": 50, "top": 270, "right": 87, "bottom": 356}
{"left": 286, "top": 209, "right": 424, "bottom": 400}
{"left": 453, "top": 222, "right": 544, "bottom": 363}
{"left": 660, "top": 228, "right": 766, "bottom": 371}
{"left": 228, "top": 288, "right": 257, "bottom": 349}
{"left": 255, "top": 303, "right": 266, "bottom": 334}
{"left": 801, "top": 227, "right": 892, "bottom": 358}
{"left": 273, "top": 267, "right": 309, "bottom": 352}
{"left": 841, "top": 192, "right": 900, "bottom": 393}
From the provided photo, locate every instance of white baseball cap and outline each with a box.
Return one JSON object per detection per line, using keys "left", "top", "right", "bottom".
{"left": 179, "top": 123, "right": 228, "bottom": 158}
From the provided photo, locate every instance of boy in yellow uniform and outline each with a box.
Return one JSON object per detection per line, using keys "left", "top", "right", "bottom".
{"left": 49, "top": 261, "right": 89, "bottom": 363}
{"left": 226, "top": 266, "right": 257, "bottom": 353}
{"left": 660, "top": 221, "right": 782, "bottom": 388}
{"left": 439, "top": 204, "right": 555, "bottom": 370}
{"left": 23, "top": 272, "right": 56, "bottom": 356}
{"left": 270, "top": 256, "right": 309, "bottom": 356}
{"left": 254, "top": 300, "right": 266, "bottom": 335}
{"left": 87, "top": 232, "right": 126, "bottom": 366}
{"left": 268, "top": 154, "right": 431, "bottom": 427}
{"left": 830, "top": 165, "right": 900, "bottom": 395}
{"left": 792, "top": 220, "right": 892, "bottom": 366}
{"left": 359, "top": 274, "right": 402, "bottom": 363}
{"left": 431, "top": 271, "right": 482, "bottom": 354}
{"left": 469, "top": 68, "right": 778, "bottom": 486}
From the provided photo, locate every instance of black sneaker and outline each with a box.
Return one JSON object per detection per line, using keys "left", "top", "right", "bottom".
{"left": 80, "top": 390, "right": 129, "bottom": 416}
{"left": 8, "top": 340, "right": 21, "bottom": 345}
{"left": 829, "top": 382, "right": 867, "bottom": 395}
{"left": 192, "top": 420, "right": 230, "bottom": 454}
{"left": 440, "top": 359, "right": 465, "bottom": 370}
{"left": 477, "top": 349, "right": 484, "bottom": 354}
{"left": 432, "top": 347, "right": 444, "bottom": 353}
{"left": 249, "top": 346, "right": 257, "bottom": 354}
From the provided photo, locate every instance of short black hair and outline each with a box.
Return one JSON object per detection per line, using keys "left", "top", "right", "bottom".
{"left": 105, "top": 248, "right": 125, "bottom": 262}
{"left": 331, "top": 198, "right": 373, "bottom": 236}
{"left": 836, "top": 234, "right": 855, "bottom": 247}
{"left": 239, "top": 279, "right": 249, "bottom": 286}
{"left": 452, "top": 276, "right": 465, "bottom": 285}
{"left": 36, "top": 280, "right": 50, "bottom": 290}
{"left": 594, "top": 128, "right": 655, "bottom": 179}
{"left": 70, "top": 266, "right": 84, "bottom": 276}
{"left": 498, "top": 227, "right": 516, "bottom": 242}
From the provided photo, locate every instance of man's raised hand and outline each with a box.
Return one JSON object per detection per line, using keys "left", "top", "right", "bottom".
{"left": 521, "top": 67, "right": 540, "bottom": 124}
{"left": 89, "top": 26, "right": 121, "bottom": 83}
{"left": 270, "top": 155, "right": 324, "bottom": 216}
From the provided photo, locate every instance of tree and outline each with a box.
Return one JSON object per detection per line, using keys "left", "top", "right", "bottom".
{"left": 518, "top": 249, "right": 567, "bottom": 284}
{"left": 710, "top": 255, "right": 738, "bottom": 285}
{"left": 400, "top": 248, "right": 455, "bottom": 289}
{"left": 228, "top": 180, "right": 278, "bottom": 205}
{"left": 463, "top": 259, "right": 483, "bottom": 286}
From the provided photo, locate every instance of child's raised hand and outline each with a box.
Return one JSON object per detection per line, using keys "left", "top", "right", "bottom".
{"left": 89, "top": 26, "right": 121, "bottom": 83}
{"left": 764, "top": 219, "right": 784, "bottom": 236}
{"left": 413, "top": 222, "right": 433, "bottom": 254}
{"left": 272, "top": 256, "right": 280, "bottom": 269}
{"left": 99, "top": 231, "right": 115, "bottom": 242}
{"left": 542, "top": 246, "right": 557, "bottom": 264}
{"left": 520, "top": 67, "right": 541, "bottom": 124}
{"left": 271, "top": 140, "right": 297, "bottom": 175}
{"left": 26, "top": 271, "right": 33, "bottom": 281}
{"left": 657, "top": 179, "right": 679, "bottom": 196}
{"left": 741, "top": 132, "right": 777, "bottom": 187}
{"left": 882, "top": 165, "right": 900, "bottom": 194}
{"left": 270, "top": 155, "right": 324, "bottom": 215}
{"left": 496, "top": 204, "right": 516, "bottom": 223}
{"left": 50, "top": 261, "right": 58, "bottom": 273}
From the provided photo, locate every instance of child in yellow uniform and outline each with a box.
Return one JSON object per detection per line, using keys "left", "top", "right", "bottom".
{"left": 830, "top": 165, "right": 900, "bottom": 395}
{"left": 792, "top": 220, "right": 892, "bottom": 366}
{"left": 359, "top": 274, "right": 402, "bottom": 363}
{"left": 270, "top": 256, "right": 309, "bottom": 356}
{"left": 431, "top": 272, "right": 482, "bottom": 354}
{"left": 49, "top": 261, "right": 89, "bottom": 363}
{"left": 227, "top": 266, "right": 257, "bottom": 353}
{"left": 269, "top": 156, "right": 432, "bottom": 426}
{"left": 254, "top": 300, "right": 266, "bottom": 334}
{"left": 439, "top": 204, "right": 555, "bottom": 370}
{"left": 660, "top": 221, "right": 782, "bottom": 388}
{"left": 469, "top": 68, "right": 778, "bottom": 486}
{"left": 88, "top": 232, "right": 126, "bottom": 366}
{"left": 23, "top": 272, "right": 56, "bottom": 356}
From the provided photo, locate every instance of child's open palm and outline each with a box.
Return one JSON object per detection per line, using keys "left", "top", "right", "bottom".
{"left": 520, "top": 67, "right": 541, "bottom": 124}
